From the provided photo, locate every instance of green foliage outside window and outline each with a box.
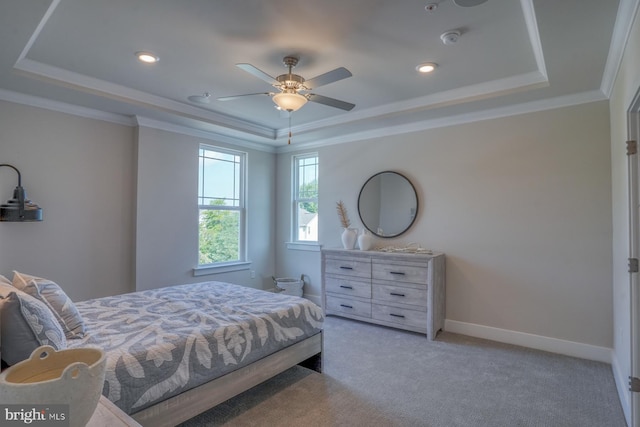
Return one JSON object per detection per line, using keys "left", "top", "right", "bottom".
{"left": 299, "top": 179, "right": 318, "bottom": 214}
{"left": 199, "top": 200, "right": 239, "bottom": 264}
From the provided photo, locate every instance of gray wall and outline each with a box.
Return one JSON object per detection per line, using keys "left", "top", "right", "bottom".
{"left": 0, "top": 101, "right": 135, "bottom": 300}
{"left": 277, "top": 100, "right": 613, "bottom": 350}
{"left": 0, "top": 104, "right": 278, "bottom": 301}
{"left": 135, "top": 125, "right": 277, "bottom": 291}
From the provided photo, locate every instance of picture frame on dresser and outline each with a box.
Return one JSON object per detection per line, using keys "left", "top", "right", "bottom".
{"left": 321, "top": 248, "right": 445, "bottom": 340}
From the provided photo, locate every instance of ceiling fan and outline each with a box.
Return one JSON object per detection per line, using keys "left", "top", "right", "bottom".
{"left": 217, "top": 56, "right": 355, "bottom": 113}
{"left": 452, "top": 0, "right": 488, "bottom": 6}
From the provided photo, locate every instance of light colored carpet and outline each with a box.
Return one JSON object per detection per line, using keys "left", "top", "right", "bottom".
{"left": 179, "top": 316, "right": 626, "bottom": 427}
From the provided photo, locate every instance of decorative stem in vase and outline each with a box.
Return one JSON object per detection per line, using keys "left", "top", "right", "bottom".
{"left": 336, "top": 200, "right": 357, "bottom": 249}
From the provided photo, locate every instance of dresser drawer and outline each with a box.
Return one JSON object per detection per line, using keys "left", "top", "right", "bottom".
{"left": 373, "top": 283, "right": 427, "bottom": 307}
{"left": 325, "top": 276, "right": 371, "bottom": 299}
{"left": 326, "top": 295, "right": 371, "bottom": 318}
{"left": 372, "top": 261, "right": 427, "bottom": 284}
{"left": 325, "top": 258, "right": 371, "bottom": 279}
{"left": 372, "top": 303, "right": 427, "bottom": 330}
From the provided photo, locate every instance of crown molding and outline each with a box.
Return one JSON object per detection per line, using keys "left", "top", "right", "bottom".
{"left": 17, "top": 0, "right": 551, "bottom": 145}
{"left": 520, "top": 0, "right": 547, "bottom": 80}
{"left": 277, "top": 90, "right": 607, "bottom": 153}
{"left": 13, "top": 0, "right": 276, "bottom": 140}
{"left": 279, "top": 71, "right": 549, "bottom": 139}
{"left": 0, "top": 87, "right": 277, "bottom": 152}
{"left": 134, "top": 116, "right": 276, "bottom": 153}
{"left": 278, "top": 0, "right": 547, "bottom": 139}
{"left": 0, "top": 88, "right": 135, "bottom": 126}
{"left": 13, "top": 58, "right": 276, "bottom": 140}
{"left": 601, "top": 0, "right": 640, "bottom": 97}
{"left": 7, "top": 0, "right": 614, "bottom": 154}
{"left": 15, "top": 0, "right": 61, "bottom": 65}
{"left": 0, "top": 83, "right": 605, "bottom": 156}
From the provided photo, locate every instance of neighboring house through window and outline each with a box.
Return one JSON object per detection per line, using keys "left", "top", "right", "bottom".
{"left": 293, "top": 153, "right": 318, "bottom": 242}
{"left": 198, "top": 145, "right": 246, "bottom": 266}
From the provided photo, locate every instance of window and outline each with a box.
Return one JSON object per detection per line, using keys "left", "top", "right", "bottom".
{"left": 198, "top": 145, "right": 246, "bottom": 266}
{"left": 293, "top": 154, "right": 319, "bottom": 242}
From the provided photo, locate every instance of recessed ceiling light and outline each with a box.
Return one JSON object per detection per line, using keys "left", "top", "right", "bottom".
{"left": 416, "top": 63, "right": 438, "bottom": 73}
{"left": 135, "top": 51, "right": 159, "bottom": 64}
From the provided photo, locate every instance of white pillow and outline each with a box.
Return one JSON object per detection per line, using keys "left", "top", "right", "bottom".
{"left": 0, "top": 275, "right": 11, "bottom": 285}
{"left": 12, "top": 271, "right": 86, "bottom": 339}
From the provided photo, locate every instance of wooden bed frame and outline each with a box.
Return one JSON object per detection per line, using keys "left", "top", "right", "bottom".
{"left": 131, "top": 331, "right": 323, "bottom": 427}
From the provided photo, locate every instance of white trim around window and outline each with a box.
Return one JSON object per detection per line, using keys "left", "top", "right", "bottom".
{"left": 292, "top": 153, "right": 319, "bottom": 243}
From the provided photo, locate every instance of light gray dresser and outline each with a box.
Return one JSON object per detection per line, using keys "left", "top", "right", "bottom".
{"left": 321, "top": 248, "right": 445, "bottom": 340}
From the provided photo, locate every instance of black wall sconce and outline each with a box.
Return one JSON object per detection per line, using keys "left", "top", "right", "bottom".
{"left": 0, "top": 164, "right": 43, "bottom": 222}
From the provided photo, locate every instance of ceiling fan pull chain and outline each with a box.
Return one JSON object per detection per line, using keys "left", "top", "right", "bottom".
{"left": 288, "top": 115, "right": 292, "bottom": 144}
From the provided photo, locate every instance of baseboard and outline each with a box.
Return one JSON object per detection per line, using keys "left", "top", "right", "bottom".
{"left": 611, "top": 351, "right": 632, "bottom": 426}
{"left": 444, "top": 319, "right": 612, "bottom": 364}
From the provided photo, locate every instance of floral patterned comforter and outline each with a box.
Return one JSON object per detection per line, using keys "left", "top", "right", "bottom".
{"left": 69, "top": 282, "right": 324, "bottom": 414}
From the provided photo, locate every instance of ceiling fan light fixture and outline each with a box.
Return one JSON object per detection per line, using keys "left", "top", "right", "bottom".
{"left": 273, "top": 92, "right": 308, "bottom": 112}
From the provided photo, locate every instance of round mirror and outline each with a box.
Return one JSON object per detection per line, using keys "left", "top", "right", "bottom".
{"left": 357, "top": 171, "right": 418, "bottom": 238}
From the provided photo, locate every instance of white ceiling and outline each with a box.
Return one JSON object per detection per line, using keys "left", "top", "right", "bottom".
{"left": 0, "top": 0, "right": 629, "bottom": 150}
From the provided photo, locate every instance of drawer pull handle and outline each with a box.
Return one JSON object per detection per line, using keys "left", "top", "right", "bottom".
{"left": 389, "top": 313, "right": 405, "bottom": 318}
{"left": 340, "top": 285, "right": 354, "bottom": 289}
{"left": 389, "top": 271, "right": 406, "bottom": 275}
{"left": 340, "top": 266, "right": 354, "bottom": 270}
{"left": 390, "top": 292, "right": 406, "bottom": 297}
{"left": 340, "top": 304, "right": 354, "bottom": 309}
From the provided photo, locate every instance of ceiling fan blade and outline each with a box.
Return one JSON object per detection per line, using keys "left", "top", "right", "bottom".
{"left": 304, "top": 67, "right": 352, "bottom": 89}
{"left": 307, "top": 94, "right": 355, "bottom": 111}
{"left": 453, "top": 0, "right": 488, "bottom": 6}
{"left": 236, "top": 63, "right": 279, "bottom": 85}
{"left": 217, "top": 92, "right": 272, "bottom": 101}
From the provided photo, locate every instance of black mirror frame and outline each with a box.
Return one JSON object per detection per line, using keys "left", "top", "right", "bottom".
{"left": 357, "top": 171, "right": 418, "bottom": 238}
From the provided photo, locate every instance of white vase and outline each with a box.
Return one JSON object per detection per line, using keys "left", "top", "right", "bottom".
{"left": 341, "top": 228, "right": 357, "bottom": 249}
{"left": 358, "top": 229, "right": 373, "bottom": 251}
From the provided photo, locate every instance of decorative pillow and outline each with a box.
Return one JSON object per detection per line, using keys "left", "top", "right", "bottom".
{"left": 0, "top": 275, "right": 11, "bottom": 285}
{"left": 0, "top": 282, "right": 17, "bottom": 296}
{"left": 12, "top": 271, "right": 86, "bottom": 339}
{"left": 0, "top": 289, "right": 67, "bottom": 366}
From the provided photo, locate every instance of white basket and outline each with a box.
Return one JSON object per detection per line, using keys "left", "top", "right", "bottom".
{"left": 0, "top": 345, "right": 106, "bottom": 427}
{"left": 274, "top": 277, "right": 304, "bottom": 297}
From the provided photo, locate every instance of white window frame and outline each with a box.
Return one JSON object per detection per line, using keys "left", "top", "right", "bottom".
{"left": 195, "top": 144, "right": 248, "bottom": 273}
{"left": 291, "top": 153, "right": 319, "bottom": 249}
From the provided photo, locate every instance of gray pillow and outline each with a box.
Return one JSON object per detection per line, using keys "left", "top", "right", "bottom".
{"left": 12, "top": 271, "right": 86, "bottom": 339}
{"left": 0, "top": 285, "right": 67, "bottom": 366}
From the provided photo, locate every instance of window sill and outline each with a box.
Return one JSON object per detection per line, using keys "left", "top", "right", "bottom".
{"left": 193, "top": 261, "right": 252, "bottom": 277}
{"left": 286, "top": 242, "right": 321, "bottom": 252}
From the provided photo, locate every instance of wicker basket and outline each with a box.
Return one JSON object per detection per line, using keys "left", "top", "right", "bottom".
{"left": 0, "top": 345, "right": 106, "bottom": 427}
{"left": 274, "top": 276, "right": 304, "bottom": 297}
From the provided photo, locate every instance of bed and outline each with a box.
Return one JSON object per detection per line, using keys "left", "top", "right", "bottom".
{"left": 1, "top": 277, "right": 323, "bottom": 427}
